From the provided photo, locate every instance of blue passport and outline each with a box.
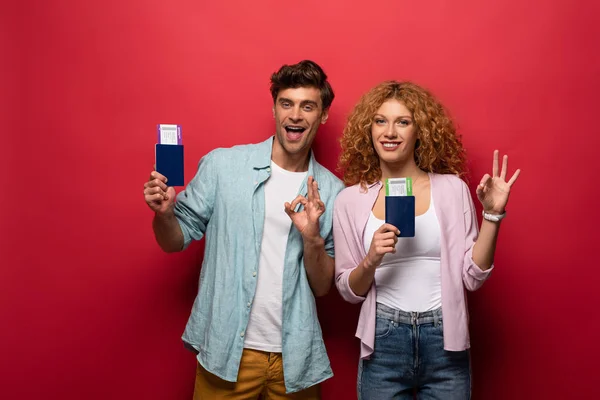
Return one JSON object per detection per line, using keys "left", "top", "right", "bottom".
{"left": 385, "top": 196, "right": 415, "bottom": 237}
{"left": 155, "top": 144, "right": 184, "bottom": 186}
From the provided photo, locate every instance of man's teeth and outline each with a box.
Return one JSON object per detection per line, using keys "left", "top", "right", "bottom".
{"left": 286, "top": 126, "right": 305, "bottom": 132}
{"left": 383, "top": 143, "right": 399, "bottom": 148}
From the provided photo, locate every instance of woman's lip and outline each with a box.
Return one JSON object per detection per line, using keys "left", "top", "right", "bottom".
{"left": 380, "top": 142, "right": 401, "bottom": 151}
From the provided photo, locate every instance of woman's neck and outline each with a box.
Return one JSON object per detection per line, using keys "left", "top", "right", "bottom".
{"left": 380, "top": 160, "right": 427, "bottom": 182}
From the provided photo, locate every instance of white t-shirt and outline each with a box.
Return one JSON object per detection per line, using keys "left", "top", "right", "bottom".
{"left": 243, "top": 161, "right": 307, "bottom": 352}
{"left": 363, "top": 192, "right": 442, "bottom": 312}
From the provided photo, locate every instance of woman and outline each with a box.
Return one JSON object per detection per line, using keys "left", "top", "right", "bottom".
{"left": 333, "top": 81, "right": 520, "bottom": 399}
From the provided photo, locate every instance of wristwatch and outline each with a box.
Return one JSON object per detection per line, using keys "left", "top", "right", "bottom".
{"left": 482, "top": 209, "right": 506, "bottom": 222}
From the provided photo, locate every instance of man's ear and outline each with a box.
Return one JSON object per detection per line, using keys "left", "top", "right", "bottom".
{"left": 321, "top": 110, "right": 329, "bottom": 124}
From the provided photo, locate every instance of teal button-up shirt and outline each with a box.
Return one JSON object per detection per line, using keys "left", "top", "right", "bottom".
{"left": 174, "top": 136, "right": 344, "bottom": 393}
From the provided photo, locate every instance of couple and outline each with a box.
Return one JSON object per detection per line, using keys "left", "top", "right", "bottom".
{"left": 143, "top": 60, "right": 520, "bottom": 400}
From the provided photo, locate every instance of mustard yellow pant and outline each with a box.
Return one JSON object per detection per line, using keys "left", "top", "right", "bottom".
{"left": 193, "top": 349, "right": 321, "bottom": 400}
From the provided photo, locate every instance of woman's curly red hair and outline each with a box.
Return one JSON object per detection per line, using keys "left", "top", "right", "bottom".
{"left": 338, "top": 81, "right": 467, "bottom": 188}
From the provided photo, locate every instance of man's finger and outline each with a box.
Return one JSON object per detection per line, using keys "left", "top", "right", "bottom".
{"left": 313, "top": 200, "right": 325, "bottom": 212}
{"left": 284, "top": 202, "right": 294, "bottom": 217}
{"left": 147, "top": 178, "right": 168, "bottom": 191}
{"left": 149, "top": 171, "right": 168, "bottom": 184}
{"left": 306, "top": 176, "right": 314, "bottom": 200}
{"left": 289, "top": 195, "right": 308, "bottom": 211}
{"left": 312, "top": 179, "right": 322, "bottom": 202}
{"left": 145, "top": 186, "right": 165, "bottom": 197}
{"left": 146, "top": 193, "right": 164, "bottom": 203}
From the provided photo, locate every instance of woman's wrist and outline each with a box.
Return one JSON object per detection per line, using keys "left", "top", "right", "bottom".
{"left": 482, "top": 209, "right": 506, "bottom": 222}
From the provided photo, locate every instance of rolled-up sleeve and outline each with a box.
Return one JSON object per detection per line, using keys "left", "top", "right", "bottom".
{"left": 461, "top": 181, "right": 493, "bottom": 291}
{"left": 174, "top": 151, "right": 218, "bottom": 250}
{"left": 333, "top": 195, "right": 367, "bottom": 304}
{"left": 323, "top": 181, "right": 345, "bottom": 258}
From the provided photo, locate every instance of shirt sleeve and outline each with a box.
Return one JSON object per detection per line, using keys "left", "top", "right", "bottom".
{"left": 333, "top": 193, "right": 368, "bottom": 304}
{"left": 461, "top": 180, "right": 493, "bottom": 291}
{"left": 173, "top": 151, "right": 218, "bottom": 250}
{"left": 323, "top": 180, "right": 345, "bottom": 258}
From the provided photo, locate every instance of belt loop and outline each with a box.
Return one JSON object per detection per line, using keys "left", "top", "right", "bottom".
{"left": 394, "top": 308, "right": 399, "bottom": 324}
{"left": 433, "top": 308, "right": 441, "bottom": 327}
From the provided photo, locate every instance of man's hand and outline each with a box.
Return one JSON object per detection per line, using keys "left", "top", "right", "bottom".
{"left": 284, "top": 176, "right": 325, "bottom": 242}
{"left": 144, "top": 170, "right": 176, "bottom": 216}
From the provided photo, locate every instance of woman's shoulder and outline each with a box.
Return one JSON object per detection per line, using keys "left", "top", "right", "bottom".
{"left": 336, "top": 183, "right": 363, "bottom": 202}
{"left": 335, "top": 182, "right": 376, "bottom": 207}
{"left": 430, "top": 172, "right": 468, "bottom": 191}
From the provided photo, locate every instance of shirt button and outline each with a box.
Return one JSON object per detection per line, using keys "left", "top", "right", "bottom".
{"left": 247, "top": 302, "right": 251, "bottom": 308}
{"left": 240, "top": 331, "right": 245, "bottom": 337}
{"left": 267, "top": 167, "right": 271, "bottom": 172}
{"left": 252, "top": 271, "right": 257, "bottom": 277}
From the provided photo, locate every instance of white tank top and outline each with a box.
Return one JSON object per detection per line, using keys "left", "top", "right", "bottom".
{"left": 363, "top": 192, "right": 442, "bottom": 312}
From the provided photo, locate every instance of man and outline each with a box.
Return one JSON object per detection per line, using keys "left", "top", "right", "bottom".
{"left": 143, "top": 60, "right": 344, "bottom": 399}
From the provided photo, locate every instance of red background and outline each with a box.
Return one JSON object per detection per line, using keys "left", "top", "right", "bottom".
{"left": 2, "top": 0, "right": 599, "bottom": 398}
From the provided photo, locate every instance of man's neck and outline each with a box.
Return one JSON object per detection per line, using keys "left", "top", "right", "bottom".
{"left": 271, "top": 144, "right": 310, "bottom": 172}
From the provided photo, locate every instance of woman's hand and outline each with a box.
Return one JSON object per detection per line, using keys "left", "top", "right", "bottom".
{"left": 364, "top": 223, "right": 400, "bottom": 270}
{"left": 476, "top": 150, "right": 521, "bottom": 214}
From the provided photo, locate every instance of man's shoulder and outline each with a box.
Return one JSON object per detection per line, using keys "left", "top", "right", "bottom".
{"left": 208, "top": 141, "right": 262, "bottom": 155}
{"left": 201, "top": 140, "right": 268, "bottom": 166}
{"left": 311, "top": 160, "right": 344, "bottom": 194}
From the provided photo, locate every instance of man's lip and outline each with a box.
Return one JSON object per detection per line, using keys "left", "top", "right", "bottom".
{"left": 284, "top": 126, "right": 307, "bottom": 140}
{"left": 286, "top": 131, "right": 305, "bottom": 141}
{"left": 285, "top": 125, "right": 307, "bottom": 130}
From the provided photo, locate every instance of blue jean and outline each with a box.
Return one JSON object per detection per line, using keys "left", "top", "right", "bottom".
{"left": 358, "top": 303, "right": 471, "bottom": 400}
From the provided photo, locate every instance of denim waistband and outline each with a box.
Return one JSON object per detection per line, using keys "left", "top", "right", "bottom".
{"left": 376, "top": 302, "right": 442, "bottom": 326}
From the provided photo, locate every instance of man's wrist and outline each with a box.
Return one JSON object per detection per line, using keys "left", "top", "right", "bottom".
{"left": 155, "top": 210, "right": 176, "bottom": 223}
{"left": 302, "top": 234, "right": 325, "bottom": 248}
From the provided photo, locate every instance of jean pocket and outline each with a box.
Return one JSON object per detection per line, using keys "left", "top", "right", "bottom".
{"left": 374, "top": 316, "right": 393, "bottom": 339}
